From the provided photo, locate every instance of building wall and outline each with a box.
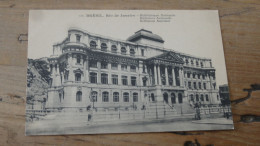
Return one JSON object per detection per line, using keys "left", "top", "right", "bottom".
{"left": 46, "top": 28, "right": 221, "bottom": 110}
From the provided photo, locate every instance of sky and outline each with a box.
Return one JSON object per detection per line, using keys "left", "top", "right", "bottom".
{"left": 28, "top": 10, "right": 228, "bottom": 85}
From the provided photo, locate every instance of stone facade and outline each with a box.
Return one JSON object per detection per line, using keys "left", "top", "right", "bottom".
{"left": 46, "top": 28, "right": 221, "bottom": 111}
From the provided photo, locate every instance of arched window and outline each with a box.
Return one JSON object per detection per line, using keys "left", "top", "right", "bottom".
{"left": 91, "top": 91, "right": 97, "bottom": 102}
{"left": 76, "top": 91, "right": 82, "bottom": 102}
{"left": 130, "top": 48, "right": 135, "bottom": 56}
{"left": 113, "top": 92, "right": 119, "bottom": 102}
{"left": 133, "top": 93, "right": 138, "bottom": 102}
{"left": 123, "top": 92, "right": 129, "bottom": 102}
{"left": 101, "top": 73, "right": 108, "bottom": 84}
{"left": 163, "top": 92, "right": 168, "bottom": 103}
{"left": 151, "top": 93, "right": 155, "bottom": 102}
{"left": 111, "top": 45, "right": 117, "bottom": 54}
{"left": 101, "top": 43, "right": 107, "bottom": 52}
{"left": 171, "top": 93, "right": 176, "bottom": 104}
{"left": 90, "top": 72, "right": 97, "bottom": 83}
{"left": 196, "top": 94, "right": 199, "bottom": 101}
{"left": 76, "top": 55, "right": 81, "bottom": 64}
{"left": 199, "top": 82, "right": 202, "bottom": 89}
{"left": 178, "top": 93, "right": 183, "bottom": 103}
{"left": 206, "top": 94, "right": 209, "bottom": 101}
{"left": 102, "top": 91, "right": 109, "bottom": 102}
{"left": 75, "top": 73, "right": 81, "bottom": 81}
{"left": 121, "top": 47, "right": 126, "bottom": 55}
{"left": 200, "top": 94, "right": 204, "bottom": 101}
{"left": 90, "top": 41, "right": 97, "bottom": 49}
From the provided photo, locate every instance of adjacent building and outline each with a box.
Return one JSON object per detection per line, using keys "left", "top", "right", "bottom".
{"left": 46, "top": 28, "right": 221, "bottom": 111}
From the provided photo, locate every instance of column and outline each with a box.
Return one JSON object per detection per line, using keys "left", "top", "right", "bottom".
{"left": 97, "top": 61, "right": 101, "bottom": 84}
{"left": 118, "top": 64, "right": 122, "bottom": 85}
{"left": 154, "top": 65, "right": 158, "bottom": 85}
{"left": 165, "top": 66, "right": 169, "bottom": 86}
{"left": 179, "top": 68, "right": 182, "bottom": 86}
{"left": 108, "top": 62, "right": 111, "bottom": 84}
{"left": 86, "top": 59, "right": 89, "bottom": 82}
{"left": 172, "top": 67, "right": 176, "bottom": 86}
{"left": 158, "top": 65, "right": 162, "bottom": 85}
{"left": 83, "top": 58, "right": 87, "bottom": 82}
{"left": 181, "top": 68, "right": 185, "bottom": 86}
{"left": 68, "top": 54, "right": 74, "bottom": 82}
{"left": 56, "top": 64, "right": 61, "bottom": 86}
{"left": 138, "top": 61, "right": 143, "bottom": 86}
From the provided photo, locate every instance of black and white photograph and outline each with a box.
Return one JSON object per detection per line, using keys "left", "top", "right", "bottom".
{"left": 26, "top": 10, "right": 234, "bottom": 135}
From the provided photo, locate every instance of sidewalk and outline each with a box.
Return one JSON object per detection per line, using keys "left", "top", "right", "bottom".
{"left": 191, "top": 118, "right": 233, "bottom": 125}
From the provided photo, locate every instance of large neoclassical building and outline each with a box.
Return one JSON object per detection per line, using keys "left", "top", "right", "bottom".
{"left": 46, "top": 28, "right": 221, "bottom": 111}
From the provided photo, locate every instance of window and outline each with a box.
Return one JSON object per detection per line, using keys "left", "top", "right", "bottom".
{"left": 122, "top": 76, "right": 128, "bottom": 85}
{"left": 76, "top": 35, "right": 81, "bottom": 43}
{"left": 75, "top": 73, "right": 81, "bottom": 81}
{"left": 202, "top": 75, "right": 205, "bottom": 80}
{"left": 187, "top": 73, "right": 191, "bottom": 78}
{"left": 200, "top": 95, "right": 204, "bottom": 101}
{"left": 133, "top": 93, "right": 138, "bottom": 102}
{"left": 142, "top": 77, "right": 147, "bottom": 86}
{"left": 101, "top": 62, "right": 108, "bottom": 69}
{"left": 101, "top": 43, "right": 107, "bottom": 52}
{"left": 76, "top": 55, "right": 81, "bottom": 64}
{"left": 191, "top": 60, "right": 194, "bottom": 65}
{"left": 190, "top": 94, "right": 194, "bottom": 102}
{"left": 151, "top": 93, "right": 155, "bottom": 102}
{"left": 59, "top": 93, "right": 62, "bottom": 102}
{"left": 101, "top": 73, "right": 108, "bottom": 84}
{"left": 113, "top": 92, "right": 119, "bottom": 102}
{"left": 90, "top": 72, "right": 97, "bottom": 83}
{"left": 76, "top": 91, "right": 82, "bottom": 102}
{"left": 130, "top": 48, "right": 135, "bottom": 56}
{"left": 186, "top": 59, "right": 189, "bottom": 65}
{"left": 141, "top": 49, "right": 144, "bottom": 56}
{"left": 121, "top": 47, "right": 126, "bottom": 55}
{"left": 201, "top": 62, "right": 204, "bottom": 67}
{"left": 123, "top": 92, "right": 129, "bottom": 102}
{"left": 90, "top": 41, "right": 97, "bottom": 49}
{"left": 217, "top": 95, "right": 219, "bottom": 101}
{"left": 111, "top": 63, "right": 118, "bottom": 70}
{"left": 199, "top": 82, "right": 202, "bottom": 89}
{"left": 196, "top": 61, "right": 199, "bottom": 66}
{"left": 130, "top": 65, "right": 136, "bottom": 72}
{"left": 112, "top": 74, "right": 118, "bottom": 85}
{"left": 121, "top": 64, "right": 127, "bottom": 71}
{"left": 91, "top": 91, "right": 97, "bottom": 102}
{"left": 198, "top": 74, "right": 200, "bottom": 79}
{"left": 203, "top": 83, "right": 207, "bottom": 89}
{"left": 206, "top": 95, "right": 209, "bottom": 101}
{"left": 196, "top": 94, "right": 199, "bottom": 101}
{"left": 131, "top": 76, "right": 136, "bottom": 86}
{"left": 193, "top": 73, "right": 196, "bottom": 78}
{"left": 193, "top": 82, "right": 197, "bottom": 89}
{"left": 89, "top": 60, "right": 97, "bottom": 68}
{"left": 188, "top": 82, "right": 192, "bottom": 89}
{"left": 102, "top": 92, "right": 109, "bottom": 102}
{"left": 111, "top": 45, "right": 117, "bottom": 54}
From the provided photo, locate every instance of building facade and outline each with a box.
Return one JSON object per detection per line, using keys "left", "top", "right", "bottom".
{"left": 46, "top": 28, "right": 221, "bottom": 111}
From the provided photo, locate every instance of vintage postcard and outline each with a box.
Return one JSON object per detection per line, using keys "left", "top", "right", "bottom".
{"left": 26, "top": 10, "right": 233, "bottom": 135}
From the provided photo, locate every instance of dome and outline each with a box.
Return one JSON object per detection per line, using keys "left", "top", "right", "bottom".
{"left": 127, "top": 29, "right": 164, "bottom": 43}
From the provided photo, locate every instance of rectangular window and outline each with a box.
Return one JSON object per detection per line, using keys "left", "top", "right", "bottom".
{"left": 90, "top": 72, "right": 97, "bottom": 83}
{"left": 131, "top": 76, "right": 136, "bottom": 86}
{"left": 188, "top": 82, "right": 191, "bottom": 89}
{"left": 112, "top": 74, "right": 118, "bottom": 85}
{"left": 122, "top": 76, "right": 128, "bottom": 85}
{"left": 121, "top": 64, "right": 127, "bottom": 71}
{"left": 193, "top": 82, "right": 197, "bottom": 89}
{"left": 76, "top": 35, "right": 81, "bottom": 43}
{"left": 203, "top": 83, "right": 207, "bottom": 89}
{"left": 101, "top": 62, "right": 108, "bottom": 69}
{"left": 89, "top": 60, "right": 97, "bottom": 68}
{"left": 101, "top": 74, "right": 108, "bottom": 84}
{"left": 141, "top": 49, "right": 144, "bottom": 56}
{"left": 111, "top": 63, "right": 118, "bottom": 70}
{"left": 130, "top": 65, "right": 136, "bottom": 72}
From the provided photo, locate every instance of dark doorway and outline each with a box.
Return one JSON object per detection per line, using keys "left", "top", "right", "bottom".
{"left": 178, "top": 93, "right": 183, "bottom": 103}
{"left": 163, "top": 93, "right": 168, "bottom": 103}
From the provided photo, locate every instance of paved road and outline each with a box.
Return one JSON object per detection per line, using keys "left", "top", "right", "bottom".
{"left": 26, "top": 118, "right": 234, "bottom": 135}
